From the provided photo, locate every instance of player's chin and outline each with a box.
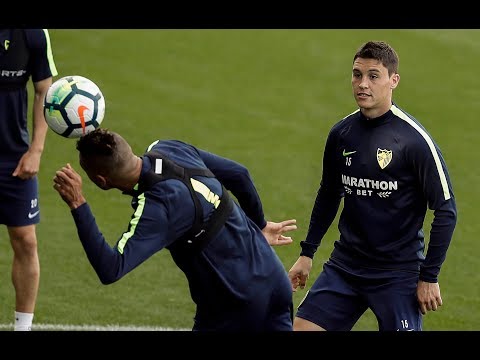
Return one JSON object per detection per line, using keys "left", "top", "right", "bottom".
{"left": 355, "top": 97, "right": 371, "bottom": 106}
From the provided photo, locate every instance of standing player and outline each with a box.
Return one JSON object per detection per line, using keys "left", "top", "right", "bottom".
{"left": 288, "top": 41, "right": 457, "bottom": 331}
{"left": 0, "top": 29, "right": 58, "bottom": 331}
{"left": 53, "top": 128, "right": 297, "bottom": 331}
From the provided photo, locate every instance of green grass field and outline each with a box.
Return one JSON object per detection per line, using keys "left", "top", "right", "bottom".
{"left": 0, "top": 29, "right": 478, "bottom": 331}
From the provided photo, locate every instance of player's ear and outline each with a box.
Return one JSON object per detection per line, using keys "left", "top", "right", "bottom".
{"left": 95, "top": 174, "right": 108, "bottom": 189}
{"left": 391, "top": 73, "right": 400, "bottom": 89}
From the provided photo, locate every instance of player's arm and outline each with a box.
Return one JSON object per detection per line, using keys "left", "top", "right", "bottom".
{"left": 289, "top": 179, "right": 342, "bottom": 291}
{"left": 54, "top": 164, "right": 172, "bottom": 284}
{"left": 12, "top": 78, "right": 51, "bottom": 179}
{"left": 411, "top": 140, "right": 457, "bottom": 283}
{"left": 30, "top": 77, "right": 51, "bottom": 155}
{"left": 289, "top": 127, "right": 342, "bottom": 291}
{"left": 299, "top": 127, "right": 343, "bottom": 259}
{"left": 197, "top": 148, "right": 267, "bottom": 229}
{"left": 74, "top": 194, "right": 175, "bottom": 284}
{"left": 28, "top": 29, "right": 58, "bottom": 152}
{"left": 12, "top": 29, "right": 57, "bottom": 179}
{"left": 30, "top": 29, "right": 58, "bottom": 154}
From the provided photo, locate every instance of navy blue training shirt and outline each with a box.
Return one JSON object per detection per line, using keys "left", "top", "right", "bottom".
{"left": 0, "top": 29, "right": 57, "bottom": 161}
{"left": 300, "top": 103, "right": 457, "bottom": 283}
{"left": 71, "top": 140, "right": 290, "bottom": 311}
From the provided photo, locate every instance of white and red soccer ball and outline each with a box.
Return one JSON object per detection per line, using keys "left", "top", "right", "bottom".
{"left": 44, "top": 75, "right": 105, "bottom": 138}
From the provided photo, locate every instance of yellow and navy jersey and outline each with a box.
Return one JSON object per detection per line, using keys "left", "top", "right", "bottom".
{"left": 72, "top": 140, "right": 289, "bottom": 310}
{"left": 301, "top": 103, "right": 457, "bottom": 282}
{"left": 0, "top": 29, "right": 57, "bottom": 161}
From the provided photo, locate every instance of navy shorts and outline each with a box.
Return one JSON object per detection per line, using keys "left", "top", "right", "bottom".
{"left": 295, "top": 259, "right": 422, "bottom": 331}
{"left": 0, "top": 162, "right": 40, "bottom": 226}
{"left": 193, "top": 271, "right": 293, "bottom": 331}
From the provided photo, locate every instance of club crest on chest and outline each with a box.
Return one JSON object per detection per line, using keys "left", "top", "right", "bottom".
{"left": 377, "top": 148, "right": 392, "bottom": 169}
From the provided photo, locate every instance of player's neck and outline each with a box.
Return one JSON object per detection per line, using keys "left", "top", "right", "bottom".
{"left": 117, "top": 156, "right": 143, "bottom": 192}
{"left": 361, "top": 102, "right": 392, "bottom": 120}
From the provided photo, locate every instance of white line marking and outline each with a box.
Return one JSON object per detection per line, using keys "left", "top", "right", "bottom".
{"left": 0, "top": 323, "right": 190, "bottom": 331}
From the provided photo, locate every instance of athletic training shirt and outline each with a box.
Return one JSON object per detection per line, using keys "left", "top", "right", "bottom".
{"left": 300, "top": 103, "right": 457, "bottom": 282}
{"left": 71, "top": 140, "right": 290, "bottom": 311}
{"left": 0, "top": 29, "right": 57, "bottom": 161}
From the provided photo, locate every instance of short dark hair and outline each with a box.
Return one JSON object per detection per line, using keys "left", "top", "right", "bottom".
{"left": 76, "top": 128, "right": 120, "bottom": 175}
{"left": 76, "top": 128, "right": 115, "bottom": 158}
{"left": 353, "top": 41, "right": 399, "bottom": 76}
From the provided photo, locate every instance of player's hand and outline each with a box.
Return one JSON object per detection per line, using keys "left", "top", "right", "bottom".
{"left": 53, "top": 163, "right": 87, "bottom": 210}
{"left": 262, "top": 219, "right": 297, "bottom": 246}
{"left": 12, "top": 150, "right": 41, "bottom": 179}
{"left": 417, "top": 280, "right": 443, "bottom": 315}
{"left": 288, "top": 256, "right": 312, "bottom": 292}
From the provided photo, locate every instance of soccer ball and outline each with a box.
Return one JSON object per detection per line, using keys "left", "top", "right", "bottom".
{"left": 43, "top": 75, "right": 105, "bottom": 138}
